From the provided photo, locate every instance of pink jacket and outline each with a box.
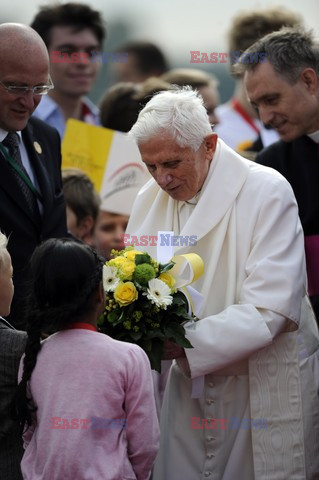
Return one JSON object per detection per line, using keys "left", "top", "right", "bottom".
{"left": 20, "top": 329, "right": 159, "bottom": 480}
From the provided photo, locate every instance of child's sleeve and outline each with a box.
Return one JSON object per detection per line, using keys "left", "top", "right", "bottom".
{"left": 124, "top": 346, "right": 160, "bottom": 480}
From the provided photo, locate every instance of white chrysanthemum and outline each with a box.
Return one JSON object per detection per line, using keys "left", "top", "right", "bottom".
{"left": 145, "top": 278, "right": 173, "bottom": 309}
{"left": 103, "top": 265, "right": 120, "bottom": 292}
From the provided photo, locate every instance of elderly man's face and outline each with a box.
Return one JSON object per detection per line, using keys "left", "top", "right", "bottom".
{"left": 0, "top": 48, "right": 49, "bottom": 132}
{"left": 244, "top": 61, "right": 319, "bottom": 142}
{"left": 139, "top": 132, "right": 217, "bottom": 201}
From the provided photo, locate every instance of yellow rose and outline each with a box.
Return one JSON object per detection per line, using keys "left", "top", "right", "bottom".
{"left": 119, "top": 259, "right": 136, "bottom": 280}
{"left": 114, "top": 282, "right": 138, "bottom": 306}
{"left": 159, "top": 272, "right": 176, "bottom": 290}
{"left": 124, "top": 250, "right": 143, "bottom": 261}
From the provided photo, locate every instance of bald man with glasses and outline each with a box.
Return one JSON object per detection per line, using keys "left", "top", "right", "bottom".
{"left": 0, "top": 23, "right": 67, "bottom": 329}
{"left": 0, "top": 76, "right": 54, "bottom": 97}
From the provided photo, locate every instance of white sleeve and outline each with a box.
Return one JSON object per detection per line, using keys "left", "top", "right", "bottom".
{"left": 178, "top": 309, "right": 288, "bottom": 378}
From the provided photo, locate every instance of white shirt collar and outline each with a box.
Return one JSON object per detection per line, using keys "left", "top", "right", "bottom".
{"left": 0, "top": 128, "right": 22, "bottom": 143}
{"left": 307, "top": 130, "right": 319, "bottom": 143}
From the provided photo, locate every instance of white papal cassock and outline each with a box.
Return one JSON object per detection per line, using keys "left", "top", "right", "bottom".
{"left": 127, "top": 139, "right": 319, "bottom": 480}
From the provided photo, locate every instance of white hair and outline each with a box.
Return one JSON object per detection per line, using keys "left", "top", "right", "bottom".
{"left": 0, "top": 231, "right": 8, "bottom": 270}
{"left": 129, "top": 87, "right": 212, "bottom": 151}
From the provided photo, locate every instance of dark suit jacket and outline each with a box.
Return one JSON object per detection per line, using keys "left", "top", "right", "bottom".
{"left": 0, "top": 318, "right": 27, "bottom": 480}
{"left": 256, "top": 136, "right": 319, "bottom": 320}
{"left": 0, "top": 117, "right": 68, "bottom": 328}
{"left": 256, "top": 136, "right": 319, "bottom": 236}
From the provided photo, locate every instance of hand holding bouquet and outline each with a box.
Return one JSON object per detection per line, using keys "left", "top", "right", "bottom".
{"left": 99, "top": 247, "right": 201, "bottom": 372}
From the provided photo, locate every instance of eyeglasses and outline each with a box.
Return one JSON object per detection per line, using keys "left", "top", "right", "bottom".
{"left": 0, "top": 75, "right": 54, "bottom": 96}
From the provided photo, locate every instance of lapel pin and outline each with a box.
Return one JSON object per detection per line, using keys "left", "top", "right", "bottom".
{"left": 34, "top": 141, "right": 42, "bottom": 154}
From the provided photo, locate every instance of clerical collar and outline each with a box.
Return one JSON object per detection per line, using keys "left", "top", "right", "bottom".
{"left": 307, "top": 130, "right": 319, "bottom": 143}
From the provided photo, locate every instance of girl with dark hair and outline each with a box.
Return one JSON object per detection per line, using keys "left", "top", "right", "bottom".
{"left": 15, "top": 238, "right": 159, "bottom": 480}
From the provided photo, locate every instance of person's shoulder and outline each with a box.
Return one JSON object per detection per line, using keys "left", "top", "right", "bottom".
{"left": 256, "top": 139, "right": 290, "bottom": 167}
{"left": 106, "top": 334, "right": 144, "bottom": 354}
{"left": 236, "top": 153, "right": 294, "bottom": 204}
{"left": 26, "top": 116, "right": 60, "bottom": 139}
{"left": 22, "top": 117, "right": 61, "bottom": 145}
{"left": 104, "top": 335, "right": 151, "bottom": 366}
{"left": 22, "top": 117, "right": 61, "bottom": 158}
{"left": 0, "top": 319, "right": 27, "bottom": 353}
{"left": 248, "top": 158, "right": 288, "bottom": 183}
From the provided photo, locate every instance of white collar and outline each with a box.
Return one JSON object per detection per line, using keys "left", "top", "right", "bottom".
{"left": 0, "top": 128, "right": 22, "bottom": 143}
{"left": 307, "top": 130, "right": 319, "bottom": 143}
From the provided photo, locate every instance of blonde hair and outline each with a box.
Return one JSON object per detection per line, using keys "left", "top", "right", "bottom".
{"left": 228, "top": 7, "right": 302, "bottom": 54}
{"left": 161, "top": 68, "right": 219, "bottom": 91}
{"left": 0, "top": 231, "right": 8, "bottom": 270}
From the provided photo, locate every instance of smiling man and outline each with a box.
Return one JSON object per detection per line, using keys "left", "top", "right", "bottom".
{"left": 0, "top": 23, "right": 67, "bottom": 329}
{"left": 240, "top": 27, "right": 319, "bottom": 320}
{"left": 127, "top": 87, "right": 319, "bottom": 479}
{"left": 31, "top": 3, "right": 105, "bottom": 138}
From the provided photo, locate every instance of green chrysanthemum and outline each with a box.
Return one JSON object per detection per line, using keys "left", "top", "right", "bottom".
{"left": 134, "top": 263, "right": 156, "bottom": 286}
{"left": 133, "top": 310, "right": 143, "bottom": 322}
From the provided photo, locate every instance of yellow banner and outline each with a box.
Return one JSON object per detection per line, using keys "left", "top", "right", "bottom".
{"left": 62, "top": 119, "right": 114, "bottom": 192}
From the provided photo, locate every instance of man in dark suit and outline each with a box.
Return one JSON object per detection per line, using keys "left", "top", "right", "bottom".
{"left": 237, "top": 27, "right": 319, "bottom": 320}
{"left": 0, "top": 23, "right": 68, "bottom": 329}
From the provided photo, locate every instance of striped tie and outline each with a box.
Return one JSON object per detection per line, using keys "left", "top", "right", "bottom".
{"left": 2, "top": 132, "right": 40, "bottom": 218}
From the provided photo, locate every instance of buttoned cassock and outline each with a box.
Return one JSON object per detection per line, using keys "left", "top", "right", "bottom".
{"left": 127, "top": 140, "right": 319, "bottom": 479}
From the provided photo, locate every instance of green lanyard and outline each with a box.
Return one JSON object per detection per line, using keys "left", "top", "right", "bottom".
{"left": 0, "top": 141, "right": 43, "bottom": 202}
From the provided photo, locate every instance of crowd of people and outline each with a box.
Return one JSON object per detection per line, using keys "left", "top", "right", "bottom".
{"left": 0, "top": 2, "right": 319, "bottom": 479}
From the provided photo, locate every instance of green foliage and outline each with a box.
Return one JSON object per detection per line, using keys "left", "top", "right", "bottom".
{"left": 135, "top": 253, "right": 152, "bottom": 265}
{"left": 158, "top": 261, "right": 175, "bottom": 274}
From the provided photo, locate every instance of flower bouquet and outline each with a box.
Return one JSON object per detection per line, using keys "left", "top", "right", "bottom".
{"left": 99, "top": 246, "right": 198, "bottom": 372}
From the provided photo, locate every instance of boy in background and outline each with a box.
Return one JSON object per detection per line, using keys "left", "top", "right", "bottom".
{"left": 31, "top": 3, "right": 106, "bottom": 138}
{"left": 62, "top": 168, "right": 100, "bottom": 246}
{"left": 94, "top": 201, "right": 129, "bottom": 260}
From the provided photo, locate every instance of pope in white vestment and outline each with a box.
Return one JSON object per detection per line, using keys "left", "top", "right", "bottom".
{"left": 127, "top": 88, "right": 319, "bottom": 480}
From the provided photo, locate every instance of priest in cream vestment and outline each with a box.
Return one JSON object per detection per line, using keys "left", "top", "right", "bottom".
{"left": 127, "top": 88, "right": 319, "bottom": 479}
